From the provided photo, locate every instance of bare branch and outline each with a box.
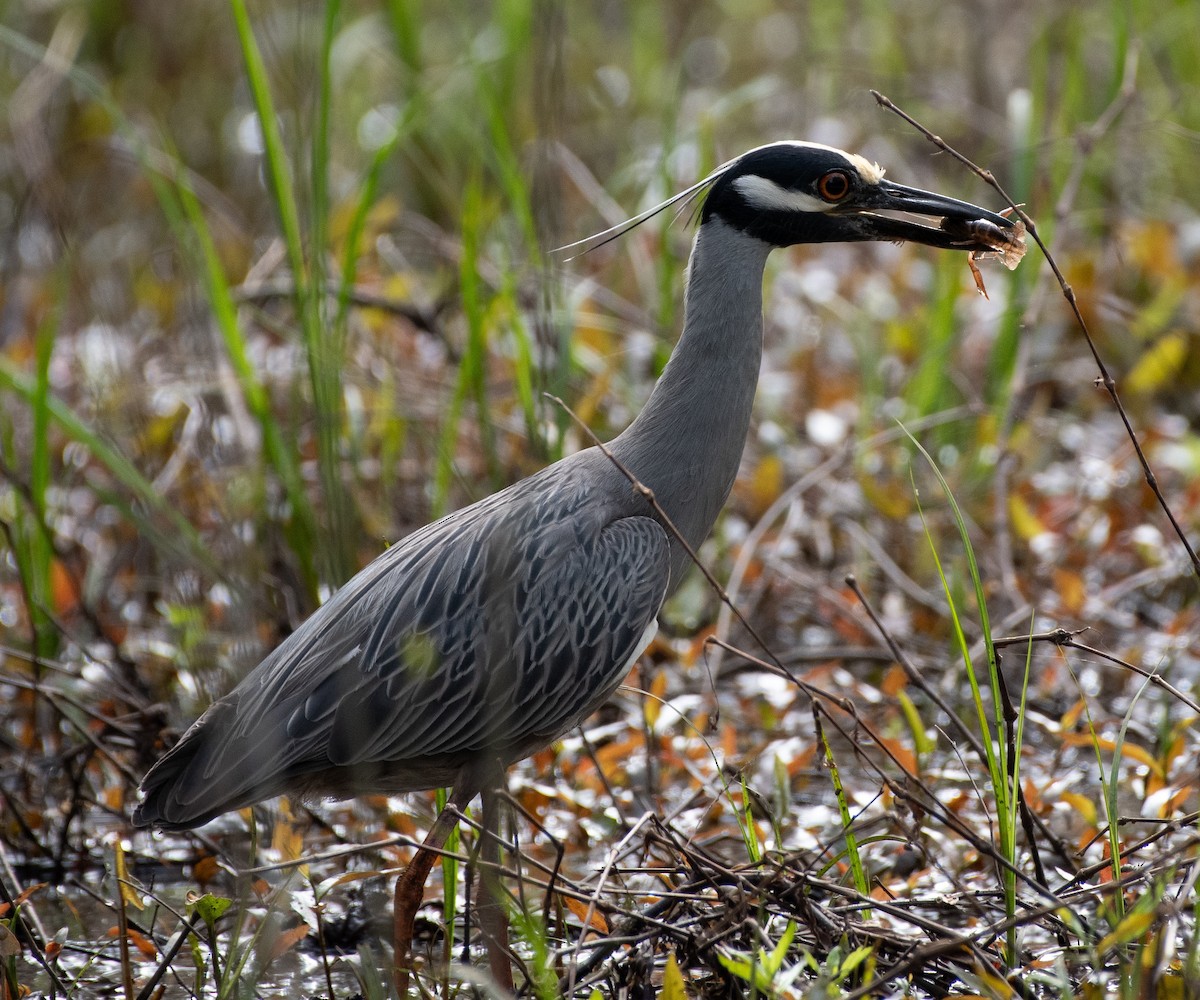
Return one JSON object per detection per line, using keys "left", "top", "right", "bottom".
{"left": 872, "top": 61, "right": 1200, "bottom": 582}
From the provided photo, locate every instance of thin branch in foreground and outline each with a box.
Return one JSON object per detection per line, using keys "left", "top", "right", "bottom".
{"left": 871, "top": 72, "right": 1200, "bottom": 583}
{"left": 843, "top": 574, "right": 986, "bottom": 762}
{"left": 544, "top": 392, "right": 811, "bottom": 702}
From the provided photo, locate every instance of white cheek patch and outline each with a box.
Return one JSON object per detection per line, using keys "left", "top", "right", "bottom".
{"left": 732, "top": 175, "right": 832, "bottom": 213}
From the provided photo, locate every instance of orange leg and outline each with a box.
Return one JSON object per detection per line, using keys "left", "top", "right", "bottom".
{"left": 393, "top": 788, "right": 472, "bottom": 996}
{"left": 478, "top": 786, "right": 514, "bottom": 991}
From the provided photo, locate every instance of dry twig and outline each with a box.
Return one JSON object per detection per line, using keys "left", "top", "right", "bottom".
{"left": 872, "top": 68, "right": 1200, "bottom": 583}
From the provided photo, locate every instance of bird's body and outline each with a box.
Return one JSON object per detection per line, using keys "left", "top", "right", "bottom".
{"left": 134, "top": 218, "right": 775, "bottom": 830}
{"left": 135, "top": 140, "right": 1021, "bottom": 847}
{"left": 137, "top": 453, "right": 669, "bottom": 825}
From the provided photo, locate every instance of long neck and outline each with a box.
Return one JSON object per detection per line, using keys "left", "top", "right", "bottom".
{"left": 610, "top": 218, "right": 771, "bottom": 585}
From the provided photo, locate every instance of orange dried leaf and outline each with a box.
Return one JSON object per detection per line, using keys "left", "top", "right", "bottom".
{"left": 1167, "top": 785, "right": 1193, "bottom": 815}
{"left": 271, "top": 798, "right": 306, "bottom": 869}
{"left": 1164, "top": 729, "right": 1190, "bottom": 773}
{"left": 1060, "top": 791, "right": 1097, "bottom": 828}
{"left": 721, "top": 723, "right": 738, "bottom": 759}
{"left": 10, "top": 883, "right": 47, "bottom": 908}
{"left": 879, "top": 738, "right": 918, "bottom": 778}
{"left": 322, "top": 869, "right": 389, "bottom": 892}
{"left": 1145, "top": 770, "right": 1166, "bottom": 798}
{"left": 944, "top": 791, "right": 970, "bottom": 814}
{"left": 685, "top": 626, "right": 716, "bottom": 667}
{"left": 1059, "top": 699, "right": 1087, "bottom": 731}
{"left": 50, "top": 559, "right": 81, "bottom": 617}
{"left": 785, "top": 742, "right": 818, "bottom": 776}
{"left": 1053, "top": 568, "right": 1086, "bottom": 616}
{"left": 562, "top": 895, "right": 609, "bottom": 934}
{"left": 1097, "top": 840, "right": 1116, "bottom": 885}
{"left": 1021, "top": 778, "right": 1044, "bottom": 813}
{"left": 1153, "top": 785, "right": 1193, "bottom": 819}
{"left": 880, "top": 663, "right": 908, "bottom": 697}
{"left": 517, "top": 785, "right": 554, "bottom": 819}
{"left": 643, "top": 670, "right": 668, "bottom": 728}
{"left": 1059, "top": 734, "right": 1163, "bottom": 778}
{"left": 193, "top": 855, "right": 220, "bottom": 887}
{"left": 268, "top": 922, "right": 311, "bottom": 962}
{"left": 593, "top": 734, "right": 640, "bottom": 777}
{"left": 126, "top": 927, "right": 158, "bottom": 959}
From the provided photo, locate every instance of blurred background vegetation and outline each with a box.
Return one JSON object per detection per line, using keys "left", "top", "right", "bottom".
{"left": 2, "top": 0, "right": 1199, "bottom": 993}
{"left": 3, "top": 0, "right": 1195, "bottom": 683}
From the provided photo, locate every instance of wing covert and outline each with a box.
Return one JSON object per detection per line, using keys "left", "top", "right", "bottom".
{"left": 325, "top": 512, "right": 671, "bottom": 768}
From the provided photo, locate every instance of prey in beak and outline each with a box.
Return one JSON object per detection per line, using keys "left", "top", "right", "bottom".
{"left": 836, "top": 178, "right": 1027, "bottom": 267}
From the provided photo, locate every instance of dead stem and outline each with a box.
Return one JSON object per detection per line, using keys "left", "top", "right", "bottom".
{"left": 872, "top": 61, "right": 1200, "bottom": 584}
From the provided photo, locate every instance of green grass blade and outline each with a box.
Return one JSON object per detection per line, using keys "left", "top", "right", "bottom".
{"left": 912, "top": 485, "right": 998, "bottom": 774}
{"left": 167, "top": 154, "right": 319, "bottom": 596}
{"left": 0, "top": 23, "right": 317, "bottom": 592}
{"left": 1012, "top": 612, "right": 1037, "bottom": 832}
{"left": 382, "top": 0, "right": 422, "bottom": 72}
{"left": 908, "top": 433, "right": 1017, "bottom": 961}
{"left": 432, "top": 177, "right": 498, "bottom": 515}
{"left": 228, "top": 0, "right": 352, "bottom": 586}
{"left": 904, "top": 259, "right": 961, "bottom": 420}
{"left": 507, "top": 904, "right": 559, "bottom": 1000}
{"left": 0, "top": 306, "right": 59, "bottom": 657}
{"left": 334, "top": 102, "right": 418, "bottom": 336}
{"left": 226, "top": 0, "right": 307, "bottom": 305}
{"left": 312, "top": 1, "right": 337, "bottom": 309}
{"left": 478, "top": 88, "right": 545, "bottom": 452}
{"left": 0, "top": 357, "right": 219, "bottom": 577}
{"left": 27, "top": 307, "right": 57, "bottom": 654}
{"left": 816, "top": 715, "right": 870, "bottom": 902}
{"left": 736, "top": 778, "right": 763, "bottom": 864}
{"left": 434, "top": 786, "right": 460, "bottom": 982}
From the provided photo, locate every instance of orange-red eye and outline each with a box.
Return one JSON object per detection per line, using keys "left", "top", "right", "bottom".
{"left": 817, "top": 170, "right": 851, "bottom": 201}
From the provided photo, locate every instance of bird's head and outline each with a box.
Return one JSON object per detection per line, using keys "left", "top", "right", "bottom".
{"left": 702, "top": 141, "right": 1019, "bottom": 252}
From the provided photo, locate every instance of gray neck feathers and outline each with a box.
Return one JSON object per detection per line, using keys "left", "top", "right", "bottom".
{"left": 610, "top": 218, "right": 772, "bottom": 586}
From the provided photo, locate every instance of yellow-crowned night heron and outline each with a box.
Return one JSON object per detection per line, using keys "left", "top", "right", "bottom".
{"left": 133, "top": 141, "right": 1020, "bottom": 985}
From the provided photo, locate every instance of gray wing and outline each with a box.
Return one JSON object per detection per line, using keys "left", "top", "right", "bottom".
{"left": 318, "top": 510, "right": 668, "bottom": 766}
{"left": 134, "top": 460, "right": 670, "bottom": 829}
